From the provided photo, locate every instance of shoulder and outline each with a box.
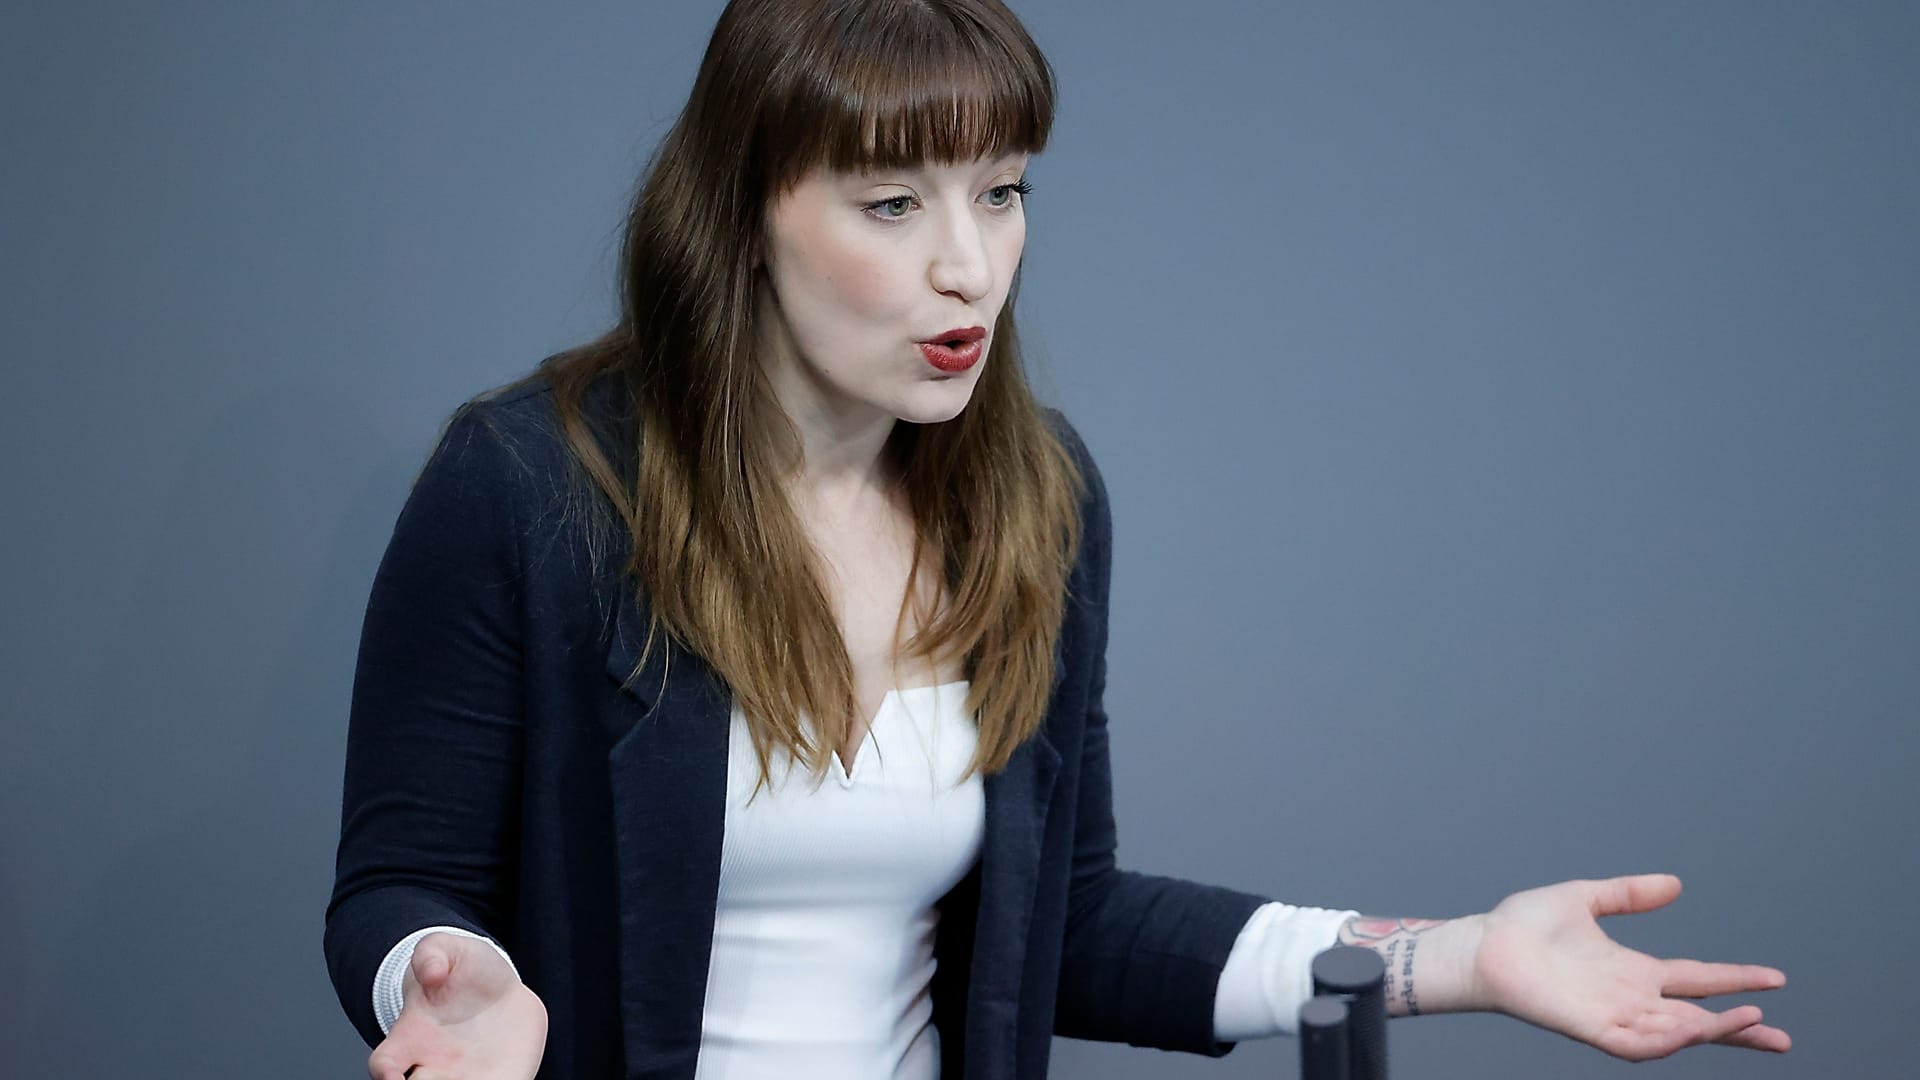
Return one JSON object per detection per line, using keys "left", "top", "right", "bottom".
{"left": 1036, "top": 406, "right": 1116, "bottom": 610}
{"left": 405, "top": 367, "right": 618, "bottom": 555}
{"left": 413, "top": 379, "right": 551, "bottom": 513}
{"left": 443, "top": 372, "right": 562, "bottom": 461}
{"left": 1038, "top": 404, "right": 1091, "bottom": 471}
{"left": 430, "top": 364, "right": 627, "bottom": 495}
{"left": 1038, "top": 404, "right": 1111, "bottom": 532}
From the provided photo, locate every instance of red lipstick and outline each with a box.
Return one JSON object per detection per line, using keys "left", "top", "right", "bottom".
{"left": 916, "top": 325, "right": 987, "bottom": 373}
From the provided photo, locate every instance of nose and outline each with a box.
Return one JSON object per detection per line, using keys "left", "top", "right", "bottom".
{"left": 927, "top": 205, "right": 994, "bottom": 303}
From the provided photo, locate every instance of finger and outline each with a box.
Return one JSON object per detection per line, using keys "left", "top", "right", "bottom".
{"left": 368, "top": 1047, "right": 416, "bottom": 1080}
{"left": 1587, "top": 873, "right": 1683, "bottom": 919}
{"left": 1714, "top": 1021, "right": 1794, "bottom": 1053}
{"left": 1661, "top": 958, "right": 1789, "bottom": 998}
{"left": 1680, "top": 1004, "right": 1767, "bottom": 1052}
{"left": 414, "top": 943, "right": 452, "bottom": 988}
{"left": 1603, "top": 1002, "right": 1764, "bottom": 1061}
{"left": 367, "top": 1057, "right": 413, "bottom": 1080}
{"left": 1628, "top": 999, "right": 1758, "bottom": 1053}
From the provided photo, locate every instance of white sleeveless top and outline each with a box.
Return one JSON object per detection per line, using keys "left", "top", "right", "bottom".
{"left": 694, "top": 680, "right": 985, "bottom": 1080}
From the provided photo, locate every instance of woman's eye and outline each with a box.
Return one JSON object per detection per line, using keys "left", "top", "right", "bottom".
{"left": 863, "top": 180, "right": 1031, "bottom": 222}
{"left": 864, "top": 193, "right": 913, "bottom": 220}
{"left": 985, "top": 179, "right": 1033, "bottom": 210}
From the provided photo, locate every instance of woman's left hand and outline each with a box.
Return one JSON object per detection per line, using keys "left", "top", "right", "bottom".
{"left": 1469, "top": 873, "right": 1791, "bottom": 1060}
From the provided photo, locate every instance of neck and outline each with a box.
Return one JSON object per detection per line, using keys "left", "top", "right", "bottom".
{"left": 783, "top": 401, "right": 898, "bottom": 507}
{"left": 754, "top": 287, "right": 901, "bottom": 510}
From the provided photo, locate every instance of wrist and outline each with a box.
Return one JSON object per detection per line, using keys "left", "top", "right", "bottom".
{"left": 1335, "top": 911, "right": 1489, "bottom": 1017}
{"left": 1432, "top": 912, "right": 1490, "bottom": 1014}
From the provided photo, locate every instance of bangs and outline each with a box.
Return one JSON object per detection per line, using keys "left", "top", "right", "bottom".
{"left": 758, "top": 0, "right": 1055, "bottom": 192}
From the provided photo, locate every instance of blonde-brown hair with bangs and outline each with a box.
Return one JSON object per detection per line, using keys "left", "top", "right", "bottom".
{"left": 492, "top": 0, "right": 1084, "bottom": 791}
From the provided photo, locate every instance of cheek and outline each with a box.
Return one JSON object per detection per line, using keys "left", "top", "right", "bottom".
{"left": 990, "top": 222, "right": 1026, "bottom": 294}
{"left": 783, "top": 225, "right": 911, "bottom": 325}
{"left": 821, "top": 246, "right": 913, "bottom": 323}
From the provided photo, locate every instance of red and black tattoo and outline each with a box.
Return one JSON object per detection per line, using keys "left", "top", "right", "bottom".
{"left": 1336, "top": 916, "right": 1450, "bottom": 1017}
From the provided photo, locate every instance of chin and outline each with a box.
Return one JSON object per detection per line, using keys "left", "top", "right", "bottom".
{"left": 893, "top": 380, "right": 977, "bottom": 425}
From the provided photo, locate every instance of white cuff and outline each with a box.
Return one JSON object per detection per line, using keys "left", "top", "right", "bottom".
{"left": 1213, "top": 901, "right": 1359, "bottom": 1041}
{"left": 372, "top": 925, "right": 521, "bottom": 1036}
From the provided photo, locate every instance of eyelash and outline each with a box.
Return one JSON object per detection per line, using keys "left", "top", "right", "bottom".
{"left": 861, "top": 179, "right": 1034, "bottom": 223}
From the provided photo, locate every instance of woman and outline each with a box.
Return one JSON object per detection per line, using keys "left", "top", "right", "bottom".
{"left": 324, "top": 1, "right": 1791, "bottom": 1077}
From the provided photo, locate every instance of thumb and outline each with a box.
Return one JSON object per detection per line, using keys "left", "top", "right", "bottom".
{"left": 1586, "top": 873, "right": 1683, "bottom": 918}
{"left": 412, "top": 939, "right": 457, "bottom": 995}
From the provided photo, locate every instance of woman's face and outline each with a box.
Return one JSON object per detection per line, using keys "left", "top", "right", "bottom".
{"left": 756, "top": 151, "right": 1030, "bottom": 433}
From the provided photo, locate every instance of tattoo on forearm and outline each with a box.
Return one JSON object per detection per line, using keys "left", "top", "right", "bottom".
{"left": 1337, "top": 916, "right": 1449, "bottom": 1018}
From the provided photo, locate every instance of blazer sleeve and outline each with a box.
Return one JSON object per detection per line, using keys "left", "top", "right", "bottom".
{"left": 1044, "top": 411, "right": 1277, "bottom": 1056}
{"left": 323, "top": 400, "right": 532, "bottom": 1049}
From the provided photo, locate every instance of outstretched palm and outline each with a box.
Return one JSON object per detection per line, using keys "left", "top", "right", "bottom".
{"left": 1472, "top": 873, "right": 1790, "bottom": 1060}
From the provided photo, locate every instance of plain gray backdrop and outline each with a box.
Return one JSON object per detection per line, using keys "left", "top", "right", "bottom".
{"left": 3, "top": 2, "right": 1914, "bottom": 1077}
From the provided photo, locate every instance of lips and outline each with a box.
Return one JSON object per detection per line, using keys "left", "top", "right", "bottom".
{"left": 919, "top": 336, "right": 983, "bottom": 373}
{"left": 916, "top": 324, "right": 987, "bottom": 373}
{"left": 918, "top": 325, "right": 987, "bottom": 347}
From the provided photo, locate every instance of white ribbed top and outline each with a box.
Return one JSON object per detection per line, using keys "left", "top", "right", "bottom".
{"left": 695, "top": 680, "right": 984, "bottom": 1080}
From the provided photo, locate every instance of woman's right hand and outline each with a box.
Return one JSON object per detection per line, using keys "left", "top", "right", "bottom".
{"left": 366, "top": 932, "right": 549, "bottom": 1080}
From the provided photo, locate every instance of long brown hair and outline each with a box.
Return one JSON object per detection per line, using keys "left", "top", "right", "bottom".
{"left": 485, "top": 0, "right": 1084, "bottom": 790}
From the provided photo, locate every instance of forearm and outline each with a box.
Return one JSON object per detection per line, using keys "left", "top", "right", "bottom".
{"left": 1055, "top": 867, "right": 1274, "bottom": 1053}
{"left": 1334, "top": 912, "right": 1488, "bottom": 1018}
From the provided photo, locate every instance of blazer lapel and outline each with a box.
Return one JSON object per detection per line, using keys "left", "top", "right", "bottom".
{"left": 603, "top": 595, "right": 729, "bottom": 1080}
{"left": 960, "top": 719, "right": 1062, "bottom": 1078}
{"left": 600, "top": 590, "right": 1064, "bottom": 1080}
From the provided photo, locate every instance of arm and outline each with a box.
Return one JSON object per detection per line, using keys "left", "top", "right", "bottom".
{"left": 1039, "top": 416, "right": 1791, "bottom": 1061}
{"left": 1335, "top": 913, "right": 1486, "bottom": 1018}
{"left": 1205, "top": 905, "right": 1482, "bottom": 1040}
{"left": 1044, "top": 411, "right": 1789, "bottom": 1060}
{"left": 1210, "top": 875, "right": 1795, "bottom": 1058}
{"left": 323, "top": 401, "right": 533, "bottom": 1049}
{"left": 1211, "top": 901, "right": 1360, "bottom": 1041}
{"left": 373, "top": 926, "right": 521, "bottom": 1035}
{"left": 1338, "top": 877, "right": 1792, "bottom": 1060}
{"left": 1044, "top": 413, "right": 1273, "bottom": 1056}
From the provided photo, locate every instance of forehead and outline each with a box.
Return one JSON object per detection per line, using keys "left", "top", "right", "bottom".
{"left": 758, "top": 45, "right": 1052, "bottom": 199}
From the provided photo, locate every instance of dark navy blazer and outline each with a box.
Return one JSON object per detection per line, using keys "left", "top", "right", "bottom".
{"left": 324, "top": 375, "right": 1272, "bottom": 1079}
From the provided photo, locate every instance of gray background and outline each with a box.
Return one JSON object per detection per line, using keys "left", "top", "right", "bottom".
{"left": 2, "top": 2, "right": 1913, "bottom": 1077}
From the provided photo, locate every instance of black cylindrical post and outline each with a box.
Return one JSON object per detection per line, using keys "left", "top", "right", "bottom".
{"left": 1311, "top": 945, "right": 1388, "bottom": 1080}
{"left": 1298, "top": 996, "right": 1352, "bottom": 1080}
